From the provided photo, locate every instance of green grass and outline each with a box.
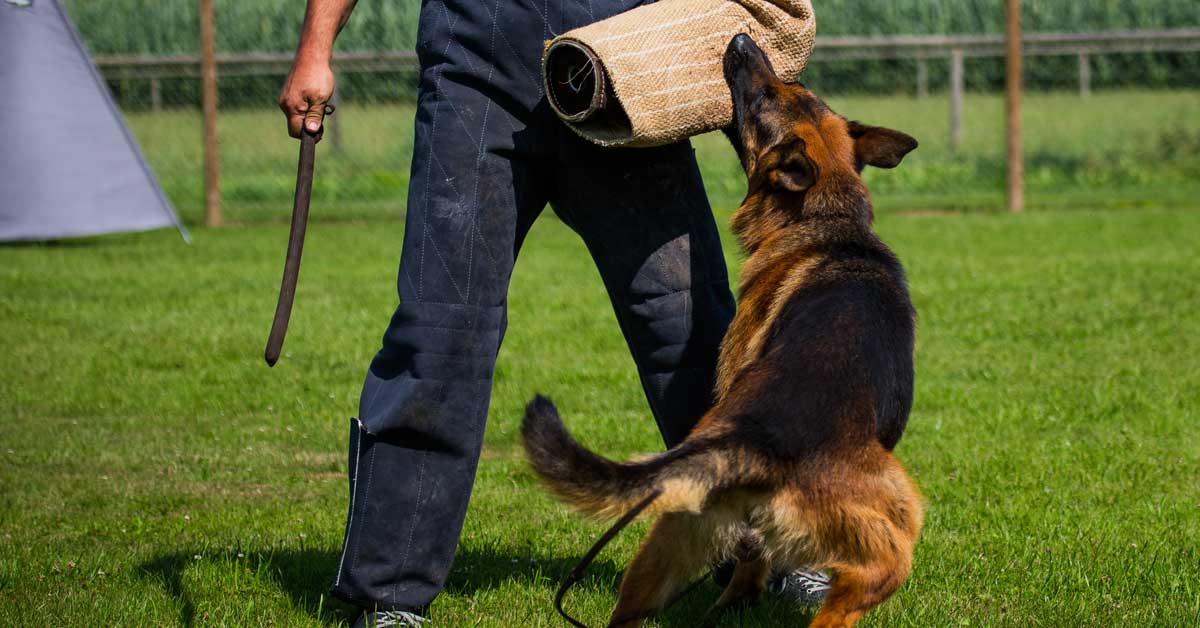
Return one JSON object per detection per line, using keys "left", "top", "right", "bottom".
{"left": 3, "top": 198, "right": 1200, "bottom": 625}
{"left": 128, "top": 89, "right": 1200, "bottom": 225}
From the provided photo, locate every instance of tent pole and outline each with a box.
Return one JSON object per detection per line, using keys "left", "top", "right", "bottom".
{"left": 200, "top": 0, "right": 222, "bottom": 227}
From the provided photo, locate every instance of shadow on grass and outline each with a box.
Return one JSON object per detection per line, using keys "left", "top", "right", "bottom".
{"left": 446, "top": 544, "right": 814, "bottom": 627}
{"left": 661, "top": 591, "right": 817, "bottom": 627}
{"left": 0, "top": 237, "right": 138, "bottom": 249}
{"left": 140, "top": 545, "right": 813, "bottom": 626}
{"left": 139, "top": 548, "right": 352, "bottom": 627}
{"left": 137, "top": 545, "right": 617, "bottom": 626}
{"left": 444, "top": 543, "right": 623, "bottom": 595}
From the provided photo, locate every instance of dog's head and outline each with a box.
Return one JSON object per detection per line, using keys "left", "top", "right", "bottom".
{"left": 722, "top": 35, "right": 917, "bottom": 226}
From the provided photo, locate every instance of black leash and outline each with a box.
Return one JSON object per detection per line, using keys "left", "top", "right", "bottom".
{"left": 555, "top": 490, "right": 661, "bottom": 628}
{"left": 554, "top": 488, "right": 710, "bottom": 628}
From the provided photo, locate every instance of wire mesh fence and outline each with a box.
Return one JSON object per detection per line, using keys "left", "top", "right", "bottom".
{"left": 102, "top": 59, "right": 421, "bottom": 225}
{"left": 70, "top": 0, "right": 1200, "bottom": 225}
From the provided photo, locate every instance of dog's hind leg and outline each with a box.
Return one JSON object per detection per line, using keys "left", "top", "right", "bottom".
{"left": 703, "top": 530, "right": 770, "bottom": 624}
{"left": 806, "top": 478, "right": 921, "bottom": 626}
{"left": 776, "top": 457, "right": 923, "bottom": 628}
{"left": 703, "top": 555, "right": 770, "bottom": 626}
{"left": 608, "top": 512, "right": 719, "bottom": 628}
{"left": 807, "top": 557, "right": 911, "bottom": 628}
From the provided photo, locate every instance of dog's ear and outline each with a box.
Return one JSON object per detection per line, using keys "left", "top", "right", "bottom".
{"left": 769, "top": 152, "right": 816, "bottom": 193}
{"left": 848, "top": 121, "right": 918, "bottom": 169}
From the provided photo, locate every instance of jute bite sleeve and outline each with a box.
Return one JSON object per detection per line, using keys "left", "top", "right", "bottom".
{"left": 543, "top": 0, "right": 816, "bottom": 147}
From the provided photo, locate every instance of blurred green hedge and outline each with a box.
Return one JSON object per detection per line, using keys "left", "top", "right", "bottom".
{"left": 70, "top": 0, "right": 1199, "bottom": 108}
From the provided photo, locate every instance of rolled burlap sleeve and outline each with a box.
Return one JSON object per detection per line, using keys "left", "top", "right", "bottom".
{"left": 543, "top": 0, "right": 816, "bottom": 147}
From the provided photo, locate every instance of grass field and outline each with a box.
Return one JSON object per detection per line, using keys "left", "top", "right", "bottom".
{"left": 3, "top": 189, "right": 1200, "bottom": 625}
{"left": 130, "top": 89, "right": 1200, "bottom": 225}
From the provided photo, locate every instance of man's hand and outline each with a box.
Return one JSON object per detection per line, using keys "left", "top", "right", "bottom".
{"left": 280, "top": 0, "right": 359, "bottom": 138}
{"left": 279, "top": 59, "right": 335, "bottom": 138}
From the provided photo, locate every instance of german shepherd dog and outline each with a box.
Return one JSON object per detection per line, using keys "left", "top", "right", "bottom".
{"left": 522, "top": 35, "right": 922, "bottom": 628}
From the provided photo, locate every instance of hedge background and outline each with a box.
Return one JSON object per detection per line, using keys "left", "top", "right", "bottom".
{"left": 69, "top": 0, "right": 1200, "bottom": 109}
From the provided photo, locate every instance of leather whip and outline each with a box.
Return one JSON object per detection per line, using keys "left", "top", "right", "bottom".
{"left": 264, "top": 105, "right": 333, "bottom": 367}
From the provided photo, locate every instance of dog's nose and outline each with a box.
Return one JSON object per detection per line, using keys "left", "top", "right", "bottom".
{"left": 720, "top": 33, "right": 748, "bottom": 63}
{"left": 730, "top": 34, "right": 757, "bottom": 54}
{"left": 724, "top": 34, "right": 770, "bottom": 78}
{"left": 726, "top": 34, "right": 757, "bottom": 63}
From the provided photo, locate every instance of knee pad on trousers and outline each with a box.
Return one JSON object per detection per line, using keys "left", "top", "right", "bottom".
{"left": 358, "top": 300, "right": 505, "bottom": 442}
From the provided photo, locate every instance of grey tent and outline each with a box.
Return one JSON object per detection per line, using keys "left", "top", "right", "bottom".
{"left": 0, "top": 0, "right": 188, "bottom": 242}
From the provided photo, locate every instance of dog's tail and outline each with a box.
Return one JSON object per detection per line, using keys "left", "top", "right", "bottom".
{"left": 521, "top": 395, "right": 731, "bottom": 519}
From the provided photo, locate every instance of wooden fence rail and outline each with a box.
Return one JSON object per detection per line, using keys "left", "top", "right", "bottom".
{"left": 94, "top": 29, "right": 1200, "bottom": 79}
{"left": 814, "top": 29, "right": 1200, "bottom": 59}
{"left": 94, "top": 28, "right": 1200, "bottom": 152}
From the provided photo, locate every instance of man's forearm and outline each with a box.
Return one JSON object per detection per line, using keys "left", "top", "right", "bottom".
{"left": 296, "top": 0, "right": 359, "bottom": 63}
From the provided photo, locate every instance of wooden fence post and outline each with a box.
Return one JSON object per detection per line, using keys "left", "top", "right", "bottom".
{"left": 200, "top": 0, "right": 221, "bottom": 227}
{"left": 949, "top": 48, "right": 964, "bottom": 150}
{"left": 150, "top": 78, "right": 162, "bottom": 113}
{"left": 1078, "top": 51, "right": 1091, "bottom": 98}
{"left": 327, "top": 87, "right": 343, "bottom": 153}
{"left": 916, "top": 57, "right": 929, "bottom": 98}
{"left": 1005, "top": 0, "right": 1024, "bottom": 212}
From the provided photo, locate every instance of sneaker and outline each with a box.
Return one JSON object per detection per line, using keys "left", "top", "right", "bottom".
{"left": 768, "top": 568, "right": 832, "bottom": 605}
{"left": 353, "top": 609, "right": 430, "bottom": 628}
{"left": 712, "top": 561, "right": 832, "bottom": 606}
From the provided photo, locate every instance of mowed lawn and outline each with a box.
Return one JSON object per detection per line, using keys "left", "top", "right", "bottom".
{"left": 3, "top": 199, "right": 1199, "bottom": 626}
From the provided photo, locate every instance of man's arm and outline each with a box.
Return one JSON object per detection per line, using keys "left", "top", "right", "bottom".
{"left": 279, "top": 0, "right": 359, "bottom": 138}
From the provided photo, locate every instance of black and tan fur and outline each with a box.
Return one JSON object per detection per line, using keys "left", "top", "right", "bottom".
{"left": 522, "top": 35, "right": 923, "bottom": 628}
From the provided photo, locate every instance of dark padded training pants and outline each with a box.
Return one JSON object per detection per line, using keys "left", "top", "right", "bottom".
{"left": 330, "top": 0, "right": 736, "bottom": 612}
